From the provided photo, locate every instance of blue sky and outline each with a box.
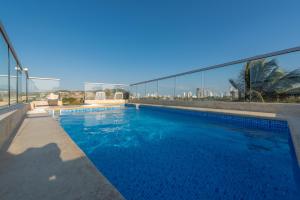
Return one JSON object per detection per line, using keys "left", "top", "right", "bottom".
{"left": 0, "top": 0, "right": 300, "bottom": 90}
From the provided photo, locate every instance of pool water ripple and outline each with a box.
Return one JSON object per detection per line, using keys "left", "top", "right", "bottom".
{"left": 60, "top": 106, "right": 300, "bottom": 200}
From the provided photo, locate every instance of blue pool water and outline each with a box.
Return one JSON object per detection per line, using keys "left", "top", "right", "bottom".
{"left": 59, "top": 105, "right": 300, "bottom": 200}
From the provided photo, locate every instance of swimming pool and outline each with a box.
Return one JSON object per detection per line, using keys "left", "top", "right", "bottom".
{"left": 59, "top": 105, "right": 300, "bottom": 200}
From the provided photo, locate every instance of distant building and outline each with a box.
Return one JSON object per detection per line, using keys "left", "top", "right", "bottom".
{"left": 196, "top": 88, "right": 202, "bottom": 98}
{"left": 196, "top": 87, "right": 213, "bottom": 98}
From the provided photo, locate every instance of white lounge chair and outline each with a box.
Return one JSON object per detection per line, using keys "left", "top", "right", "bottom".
{"left": 47, "top": 93, "right": 59, "bottom": 106}
{"left": 114, "top": 92, "right": 123, "bottom": 100}
{"left": 95, "top": 91, "right": 106, "bottom": 100}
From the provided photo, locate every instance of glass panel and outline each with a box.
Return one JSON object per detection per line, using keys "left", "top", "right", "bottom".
{"left": 250, "top": 52, "right": 300, "bottom": 103}
{"left": 136, "top": 83, "right": 145, "bottom": 99}
{"left": 131, "top": 51, "right": 300, "bottom": 104}
{"left": 9, "top": 51, "right": 17, "bottom": 104}
{"left": 129, "top": 86, "right": 134, "bottom": 99}
{"left": 122, "top": 85, "right": 130, "bottom": 99}
{"left": 0, "top": 34, "right": 9, "bottom": 107}
{"left": 134, "top": 63, "right": 245, "bottom": 103}
{"left": 205, "top": 63, "right": 245, "bottom": 102}
{"left": 59, "top": 91, "right": 84, "bottom": 105}
{"left": 158, "top": 78, "right": 175, "bottom": 100}
{"left": 145, "top": 81, "right": 158, "bottom": 98}
{"left": 175, "top": 72, "right": 202, "bottom": 100}
{"left": 84, "top": 82, "right": 127, "bottom": 101}
{"left": 17, "top": 68, "right": 22, "bottom": 102}
{"left": 28, "top": 78, "right": 60, "bottom": 102}
{"left": 22, "top": 72, "right": 27, "bottom": 102}
{"left": 0, "top": 35, "right": 8, "bottom": 107}
{"left": 130, "top": 85, "right": 138, "bottom": 99}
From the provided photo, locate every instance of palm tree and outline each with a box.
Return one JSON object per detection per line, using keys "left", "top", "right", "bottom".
{"left": 229, "top": 59, "right": 300, "bottom": 102}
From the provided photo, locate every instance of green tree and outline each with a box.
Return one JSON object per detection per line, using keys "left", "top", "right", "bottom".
{"left": 229, "top": 59, "right": 300, "bottom": 102}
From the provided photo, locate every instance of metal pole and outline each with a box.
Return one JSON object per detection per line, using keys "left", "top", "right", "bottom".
{"left": 173, "top": 77, "right": 176, "bottom": 98}
{"left": 26, "top": 76, "right": 28, "bottom": 102}
{"left": 7, "top": 48, "right": 10, "bottom": 106}
{"left": 16, "top": 66, "right": 18, "bottom": 103}
{"left": 135, "top": 85, "right": 138, "bottom": 98}
{"left": 202, "top": 71, "right": 205, "bottom": 99}
{"left": 249, "top": 66, "right": 252, "bottom": 102}
{"left": 156, "top": 81, "right": 158, "bottom": 98}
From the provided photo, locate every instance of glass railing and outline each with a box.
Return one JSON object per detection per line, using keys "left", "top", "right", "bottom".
{"left": 0, "top": 22, "right": 28, "bottom": 108}
{"left": 249, "top": 51, "right": 300, "bottom": 103}
{"left": 130, "top": 47, "right": 300, "bottom": 103}
{"left": 84, "top": 82, "right": 129, "bottom": 101}
{"left": 0, "top": 34, "right": 9, "bottom": 107}
{"left": 27, "top": 80, "right": 130, "bottom": 106}
{"left": 27, "top": 77, "right": 60, "bottom": 102}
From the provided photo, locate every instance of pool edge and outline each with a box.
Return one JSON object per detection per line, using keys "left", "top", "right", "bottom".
{"left": 53, "top": 116, "right": 126, "bottom": 199}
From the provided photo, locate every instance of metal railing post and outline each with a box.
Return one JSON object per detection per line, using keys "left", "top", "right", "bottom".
{"left": 16, "top": 66, "right": 18, "bottom": 103}
{"left": 249, "top": 66, "right": 251, "bottom": 102}
{"left": 26, "top": 76, "right": 28, "bottom": 102}
{"left": 135, "top": 85, "right": 138, "bottom": 99}
{"left": 156, "top": 81, "right": 158, "bottom": 98}
{"left": 173, "top": 77, "right": 176, "bottom": 98}
{"left": 1, "top": 22, "right": 25, "bottom": 106}
{"left": 7, "top": 48, "right": 10, "bottom": 106}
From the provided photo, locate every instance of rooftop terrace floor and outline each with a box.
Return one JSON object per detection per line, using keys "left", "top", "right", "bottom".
{"left": 0, "top": 112, "right": 124, "bottom": 200}
{"left": 0, "top": 104, "right": 299, "bottom": 200}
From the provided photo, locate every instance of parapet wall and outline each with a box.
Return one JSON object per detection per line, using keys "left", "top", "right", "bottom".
{"left": 129, "top": 99, "right": 300, "bottom": 114}
{"left": 0, "top": 104, "right": 30, "bottom": 150}
{"left": 85, "top": 99, "right": 126, "bottom": 105}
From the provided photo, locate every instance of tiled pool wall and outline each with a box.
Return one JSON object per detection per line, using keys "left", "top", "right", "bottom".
{"left": 129, "top": 98, "right": 300, "bottom": 114}
{"left": 126, "top": 104, "right": 290, "bottom": 133}
{"left": 51, "top": 106, "right": 125, "bottom": 115}
{"left": 52, "top": 104, "right": 289, "bottom": 133}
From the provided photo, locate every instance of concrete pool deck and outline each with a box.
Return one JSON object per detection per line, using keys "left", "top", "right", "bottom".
{"left": 286, "top": 115, "right": 300, "bottom": 167}
{"left": 0, "top": 112, "right": 124, "bottom": 200}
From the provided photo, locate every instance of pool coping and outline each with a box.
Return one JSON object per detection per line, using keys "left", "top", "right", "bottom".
{"left": 128, "top": 103, "right": 300, "bottom": 168}
{"left": 128, "top": 103, "right": 285, "bottom": 120}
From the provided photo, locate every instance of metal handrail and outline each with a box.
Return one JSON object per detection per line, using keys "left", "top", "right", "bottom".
{"left": 85, "top": 82, "right": 128, "bottom": 86}
{"left": 29, "top": 77, "right": 60, "bottom": 81}
{"left": 0, "top": 21, "right": 23, "bottom": 72}
{"left": 0, "top": 21, "right": 29, "bottom": 105}
{"left": 130, "top": 46, "right": 300, "bottom": 86}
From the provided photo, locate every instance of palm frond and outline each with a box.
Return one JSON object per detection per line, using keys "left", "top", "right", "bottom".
{"left": 230, "top": 57, "right": 300, "bottom": 101}
{"left": 229, "top": 79, "right": 239, "bottom": 90}
{"left": 250, "top": 59, "right": 279, "bottom": 91}
{"left": 269, "top": 69, "right": 300, "bottom": 93}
